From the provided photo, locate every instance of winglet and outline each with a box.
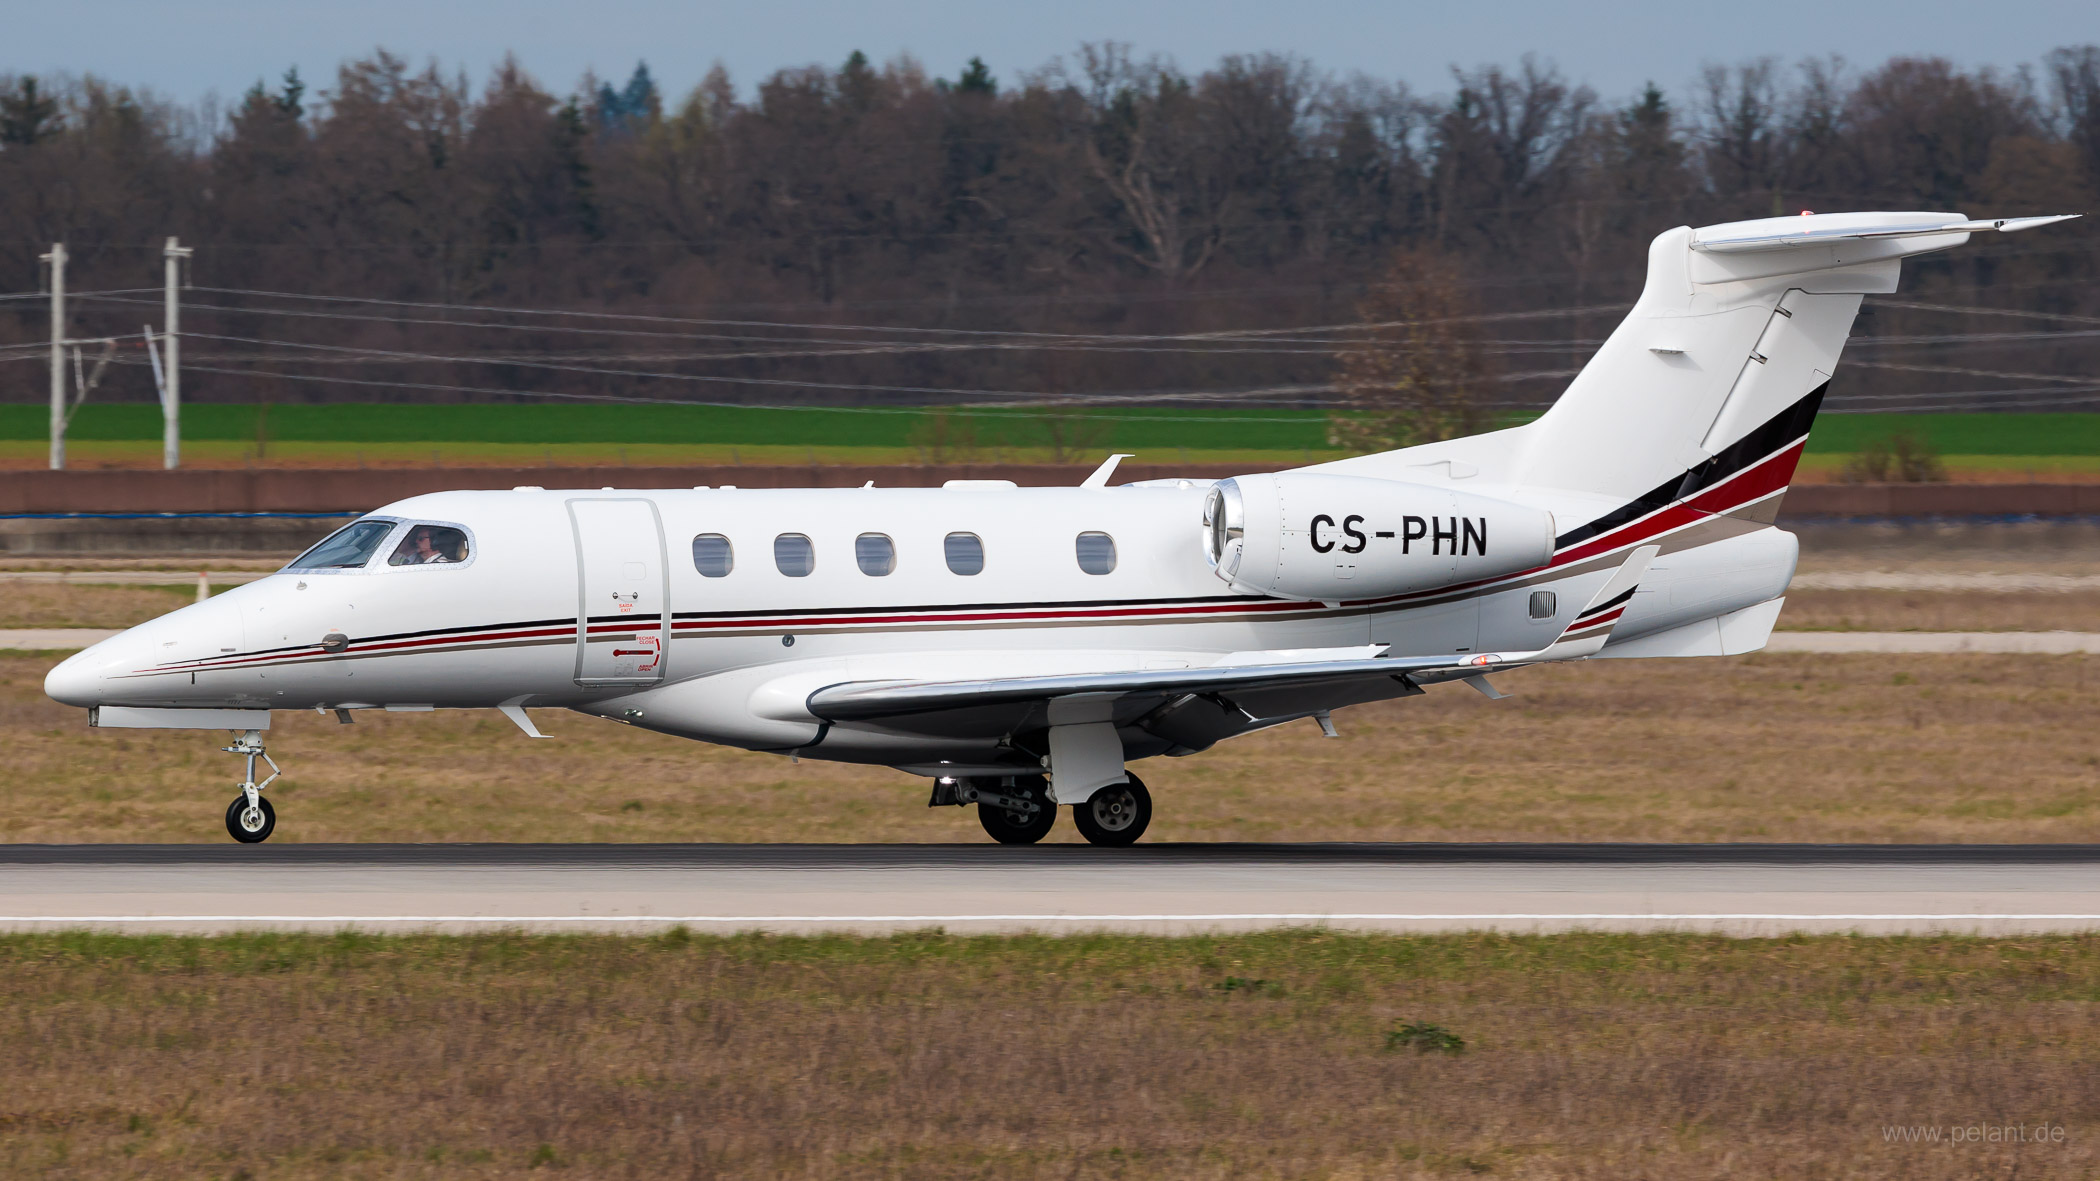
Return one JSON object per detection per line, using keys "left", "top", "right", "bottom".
{"left": 1542, "top": 544, "right": 1658, "bottom": 658}
{"left": 1080, "top": 454, "right": 1135, "bottom": 488}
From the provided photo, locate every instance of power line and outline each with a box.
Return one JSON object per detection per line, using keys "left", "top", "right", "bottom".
{"left": 74, "top": 294, "right": 1376, "bottom": 356}
{"left": 128, "top": 359, "right": 1340, "bottom": 421}
{"left": 1850, "top": 329, "right": 2100, "bottom": 348}
{"left": 1846, "top": 359, "right": 2093, "bottom": 386}
{"left": 181, "top": 284, "right": 1629, "bottom": 342}
{"left": 1870, "top": 299, "right": 2100, "bottom": 327}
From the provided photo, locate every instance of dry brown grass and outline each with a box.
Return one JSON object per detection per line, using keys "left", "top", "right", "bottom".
{"left": 0, "top": 584, "right": 197, "bottom": 629}
{"left": 7, "top": 650, "right": 2099, "bottom": 844}
{"left": 2, "top": 930, "right": 2095, "bottom": 1179}
{"left": 1780, "top": 590, "right": 2100, "bottom": 632}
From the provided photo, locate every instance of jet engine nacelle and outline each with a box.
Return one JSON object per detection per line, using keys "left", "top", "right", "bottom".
{"left": 1203, "top": 473, "right": 1555, "bottom": 601}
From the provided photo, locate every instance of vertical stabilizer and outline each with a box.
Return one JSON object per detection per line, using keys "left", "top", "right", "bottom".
{"left": 1512, "top": 211, "right": 2077, "bottom": 518}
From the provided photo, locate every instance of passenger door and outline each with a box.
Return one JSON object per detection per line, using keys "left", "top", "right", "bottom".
{"left": 568, "top": 498, "right": 669, "bottom": 686}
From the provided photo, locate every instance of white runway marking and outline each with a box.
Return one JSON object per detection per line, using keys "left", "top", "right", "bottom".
{"left": 1763, "top": 631, "right": 2100, "bottom": 653}
{"left": 0, "top": 571, "right": 265, "bottom": 586}
{"left": 1790, "top": 572, "right": 2100, "bottom": 593}
{"left": 0, "top": 629, "right": 118, "bottom": 650}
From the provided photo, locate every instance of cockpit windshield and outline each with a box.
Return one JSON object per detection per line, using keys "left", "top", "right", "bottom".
{"left": 286, "top": 519, "right": 399, "bottom": 571}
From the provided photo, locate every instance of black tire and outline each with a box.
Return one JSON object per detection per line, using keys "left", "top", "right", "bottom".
{"left": 1072, "top": 774, "right": 1151, "bottom": 847}
{"left": 976, "top": 775, "right": 1057, "bottom": 845}
{"left": 225, "top": 794, "right": 276, "bottom": 844}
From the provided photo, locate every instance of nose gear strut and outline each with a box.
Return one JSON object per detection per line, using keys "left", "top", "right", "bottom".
{"left": 222, "top": 729, "right": 281, "bottom": 843}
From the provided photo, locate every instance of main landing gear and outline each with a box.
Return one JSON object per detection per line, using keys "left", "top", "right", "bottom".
{"left": 1072, "top": 775, "right": 1152, "bottom": 847}
{"left": 222, "top": 729, "right": 280, "bottom": 844}
{"left": 928, "top": 774, "right": 1059, "bottom": 845}
{"left": 930, "top": 772, "right": 1153, "bottom": 847}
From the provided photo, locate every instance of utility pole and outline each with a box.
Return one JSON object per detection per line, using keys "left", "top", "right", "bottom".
{"left": 163, "top": 237, "right": 191, "bottom": 469}
{"left": 41, "top": 243, "right": 65, "bottom": 470}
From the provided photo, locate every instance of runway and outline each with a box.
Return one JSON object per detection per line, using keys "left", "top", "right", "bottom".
{"left": 3, "top": 843, "right": 2096, "bottom": 936}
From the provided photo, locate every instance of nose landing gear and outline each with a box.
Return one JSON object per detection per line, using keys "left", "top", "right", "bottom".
{"left": 222, "top": 729, "right": 280, "bottom": 843}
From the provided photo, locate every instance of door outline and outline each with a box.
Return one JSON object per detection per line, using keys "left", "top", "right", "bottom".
{"left": 567, "top": 497, "right": 671, "bottom": 687}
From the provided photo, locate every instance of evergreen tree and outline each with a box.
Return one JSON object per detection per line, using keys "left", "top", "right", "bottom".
{"left": 956, "top": 57, "right": 996, "bottom": 95}
{"left": 0, "top": 76, "right": 61, "bottom": 146}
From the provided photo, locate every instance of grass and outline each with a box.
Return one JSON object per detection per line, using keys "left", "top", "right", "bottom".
{"left": 0, "top": 584, "right": 199, "bottom": 629}
{"left": 1803, "top": 413, "right": 2100, "bottom": 457}
{"left": 8, "top": 649, "right": 2100, "bottom": 844}
{"left": 9, "top": 405, "right": 2100, "bottom": 471}
{"left": 0, "top": 402, "right": 1340, "bottom": 451}
{"left": 0, "top": 929, "right": 2094, "bottom": 1178}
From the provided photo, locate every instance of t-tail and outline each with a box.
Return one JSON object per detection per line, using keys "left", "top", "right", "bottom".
{"left": 1513, "top": 211, "right": 2078, "bottom": 517}
{"left": 1299, "top": 210, "right": 2077, "bottom": 659}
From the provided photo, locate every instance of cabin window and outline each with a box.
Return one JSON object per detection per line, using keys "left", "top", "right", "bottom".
{"left": 287, "top": 519, "right": 396, "bottom": 570}
{"left": 692, "top": 534, "right": 734, "bottom": 577}
{"left": 944, "top": 532, "right": 984, "bottom": 576}
{"left": 774, "top": 533, "right": 815, "bottom": 577}
{"left": 387, "top": 524, "right": 470, "bottom": 566}
{"left": 1529, "top": 590, "right": 1557, "bottom": 620}
{"left": 855, "top": 533, "right": 896, "bottom": 576}
{"left": 1076, "top": 531, "right": 1117, "bottom": 575}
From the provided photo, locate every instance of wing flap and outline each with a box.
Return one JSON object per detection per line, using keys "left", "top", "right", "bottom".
{"left": 807, "top": 652, "right": 1452, "bottom": 724}
{"left": 806, "top": 545, "right": 1661, "bottom": 732}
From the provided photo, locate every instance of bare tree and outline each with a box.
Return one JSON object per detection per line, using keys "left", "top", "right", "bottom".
{"left": 1330, "top": 247, "right": 1494, "bottom": 453}
{"left": 1062, "top": 43, "right": 1234, "bottom": 282}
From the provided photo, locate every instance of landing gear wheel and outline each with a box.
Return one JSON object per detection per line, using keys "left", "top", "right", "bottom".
{"left": 976, "top": 775, "right": 1057, "bottom": 845}
{"left": 225, "top": 793, "right": 276, "bottom": 844}
{"left": 1072, "top": 774, "right": 1151, "bottom": 847}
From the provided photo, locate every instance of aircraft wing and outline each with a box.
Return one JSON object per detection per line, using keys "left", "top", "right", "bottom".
{"left": 804, "top": 547, "right": 1657, "bottom": 748}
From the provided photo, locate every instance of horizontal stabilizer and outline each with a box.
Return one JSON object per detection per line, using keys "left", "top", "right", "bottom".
{"left": 1691, "top": 213, "right": 2078, "bottom": 254}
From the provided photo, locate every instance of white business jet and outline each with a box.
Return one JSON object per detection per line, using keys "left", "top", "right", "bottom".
{"left": 46, "top": 209, "right": 2078, "bottom": 844}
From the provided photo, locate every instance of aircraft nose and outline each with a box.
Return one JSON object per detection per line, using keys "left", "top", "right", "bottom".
{"left": 44, "top": 644, "right": 108, "bottom": 707}
{"left": 43, "top": 635, "right": 132, "bottom": 707}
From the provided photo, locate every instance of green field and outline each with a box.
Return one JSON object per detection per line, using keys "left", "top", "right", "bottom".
{"left": 10, "top": 404, "right": 2100, "bottom": 454}
{"left": 0, "top": 402, "right": 1338, "bottom": 452}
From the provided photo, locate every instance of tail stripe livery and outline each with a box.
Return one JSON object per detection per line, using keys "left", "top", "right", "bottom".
{"left": 1552, "top": 381, "right": 1825, "bottom": 552}
{"left": 1559, "top": 587, "right": 1635, "bottom": 644}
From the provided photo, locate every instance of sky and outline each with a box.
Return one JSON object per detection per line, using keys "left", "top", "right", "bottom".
{"left": 8, "top": 0, "right": 2098, "bottom": 110}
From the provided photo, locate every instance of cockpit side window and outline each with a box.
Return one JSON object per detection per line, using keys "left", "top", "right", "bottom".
{"left": 388, "top": 524, "right": 471, "bottom": 566}
{"left": 286, "top": 519, "right": 398, "bottom": 571}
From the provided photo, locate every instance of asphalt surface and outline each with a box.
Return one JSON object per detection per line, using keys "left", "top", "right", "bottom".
{"left": 3, "top": 843, "right": 2095, "bottom": 935}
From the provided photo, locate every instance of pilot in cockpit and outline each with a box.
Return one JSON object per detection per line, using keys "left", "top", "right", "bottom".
{"left": 389, "top": 525, "right": 467, "bottom": 566}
